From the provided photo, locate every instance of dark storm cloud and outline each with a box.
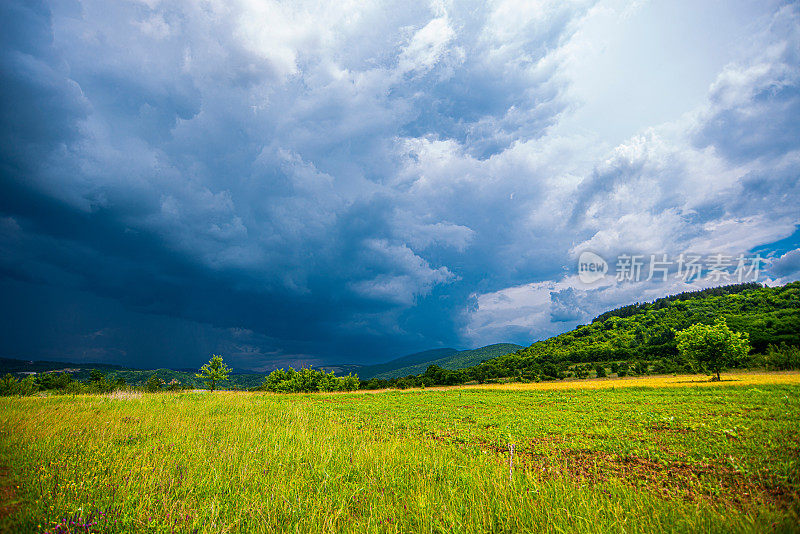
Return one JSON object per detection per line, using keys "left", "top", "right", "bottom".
{"left": 0, "top": 0, "right": 587, "bottom": 367}
{"left": 1, "top": 0, "right": 798, "bottom": 368}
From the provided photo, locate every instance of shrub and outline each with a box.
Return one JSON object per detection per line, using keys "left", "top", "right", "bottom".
{"left": 167, "top": 379, "right": 184, "bottom": 392}
{"left": 0, "top": 374, "right": 19, "bottom": 396}
{"left": 19, "top": 375, "right": 38, "bottom": 396}
{"left": 144, "top": 375, "right": 164, "bottom": 393}
{"left": 255, "top": 367, "right": 361, "bottom": 393}
{"left": 764, "top": 343, "right": 800, "bottom": 370}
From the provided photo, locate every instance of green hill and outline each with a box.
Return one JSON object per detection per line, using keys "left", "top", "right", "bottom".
{"left": 463, "top": 282, "right": 800, "bottom": 381}
{"left": 369, "top": 343, "right": 524, "bottom": 379}
{"left": 359, "top": 282, "right": 800, "bottom": 388}
{"left": 320, "top": 348, "right": 458, "bottom": 379}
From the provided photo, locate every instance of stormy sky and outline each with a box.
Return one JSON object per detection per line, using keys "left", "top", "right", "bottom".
{"left": 1, "top": 0, "right": 799, "bottom": 370}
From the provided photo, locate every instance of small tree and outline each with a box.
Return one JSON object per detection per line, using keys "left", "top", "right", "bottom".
{"left": 0, "top": 374, "right": 19, "bottom": 396}
{"left": 196, "top": 354, "right": 231, "bottom": 392}
{"left": 676, "top": 319, "right": 749, "bottom": 381}
{"left": 144, "top": 374, "right": 164, "bottom": 393}
{"left": 19, "top": 375, "right": 38, "bottom": 396}
{"left": 167, "top": 379, "right": 184, "bottom": 392}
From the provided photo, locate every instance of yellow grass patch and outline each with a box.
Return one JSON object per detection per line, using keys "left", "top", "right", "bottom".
{"left": 425, "top": 371, "right": 800, "bottom": 392}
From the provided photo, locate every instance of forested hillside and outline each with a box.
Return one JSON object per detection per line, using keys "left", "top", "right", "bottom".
{"left": 470, "top": 282, "right": 799, "bottom": 380}
{"left": 361, "top": 282, "right": 800, "bottom": 388}
{"left": 369, "top": 343, "right": 523, "bottom": 379}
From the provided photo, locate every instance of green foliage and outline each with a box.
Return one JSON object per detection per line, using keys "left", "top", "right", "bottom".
{"left": 762, "top": 343, "right": 800, "bottom": 370}
{"left": 166, "top": 379, "right": 184, "bottom": 392}
{"left": 574, "top": 364, "right": 591, "bottom": 379}
{"left": 0, "top": 373, "right": 20, "bottom": 396}
{"left": 195, "top": 354, "right": 232, "bottom": 392}
{"left": 447, "top": 282, "right": 796, "bottom": 387}
{"left": 592, "top": 282, "right": 762, "bottom": 323}
{"left": 355, "top": 283, "right": 799, "bottom": 390}
{"left": 144, "top": 375, "right": 165, "bottom": 393}
{"left": 676, "top": 319, "right": 750, "bottom": 381}
{"left": 0, "top": 374, "right": 39, "bottom": 396}
{"left": 34, "top": 372, "right": 73, "bottom": 391}
{"left": 595, "top": 364, "right": 607, "bottom": 378}
{"left": 254, "top": 367, "right": 360, "bottom": 393}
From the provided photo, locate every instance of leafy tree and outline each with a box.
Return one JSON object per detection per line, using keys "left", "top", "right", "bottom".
{"left": 574, "top": 364, "right": 590, "bottom": 379}
{"left": 0, "top": 374, "right": 18, "bottom": 396}
{"left": 19, "top": 375, "right": 38, "bottom": 396}
{"left": 254, "top": 367, "right": 360, "bottom": 393}
{"left": 676, "top": 319, "right": 749, "bottom": 381}
{"left": 196, "top": 354, "right": 231, "bottom": 392}
{"left": 89, "top": 369, "right": 104, "bottom": 383}
{"left": 338, "top": 374, "right": 360, "bottom": 391}
{"left": 167, "top": 379, "right": 184, "bottom": 391}
{"left": 768, "top": 343, "right": 800, "bottom": 370}
{"left": 144, "top": 375, "right": 164, "bottom": 393}
{"left": 595, "top": 365, "right": 607, "bottom": 378}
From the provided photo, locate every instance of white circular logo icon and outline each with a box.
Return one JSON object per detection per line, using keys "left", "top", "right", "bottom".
{"left": 578, "top": 251, "right": 608, "bottom": 284}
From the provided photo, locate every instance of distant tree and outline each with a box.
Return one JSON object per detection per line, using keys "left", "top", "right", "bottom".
{"left": 19, "top": 375, "right": 38, "bottom": 396}
{"left": 574, "top": 364, "right": 590, "bottom": 379}
{"left": 338, "top": 374, "right": 360, "bottom": 391}
{"left": 676, "top": 319, "right": 749, "bottom": 381}
{"left": 144, "top": 375, "right": 164, "bottom": 393}
{"left": 763, "top": 343, "right": 800, "bottom": 371}
{"left": 595, "top": 365, "right": 607, "bottom": 378}
{"left": 196, "top": 355, "right": 231, "bottom": 392}
{"left": 167, "top": 379, "right": 184, "bottom": 392}
{"left": 89, "top": 369, "right": 104, "bottom": 383}
{"left": 0, "top": 374, "right": 18, "bottom": 396}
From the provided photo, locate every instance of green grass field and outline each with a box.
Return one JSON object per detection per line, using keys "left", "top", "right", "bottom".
{"left": 1, "top": 373, "right": 799, "bottom": 533}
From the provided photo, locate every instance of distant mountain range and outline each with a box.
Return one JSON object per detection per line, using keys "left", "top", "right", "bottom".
{"left": 319, "top": 343, "right": 524, "bottom": 380}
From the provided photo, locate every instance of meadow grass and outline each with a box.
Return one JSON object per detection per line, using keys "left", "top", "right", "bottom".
{"left": 0, "top": 373, "right": 798, "bottom": 533}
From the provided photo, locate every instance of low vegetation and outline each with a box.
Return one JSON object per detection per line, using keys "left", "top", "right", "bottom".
{"left": 0, "top": 374, "right": 798, "bottom": 533}
{"left": 252, "top": 367, "right": 360, "bottom": 393}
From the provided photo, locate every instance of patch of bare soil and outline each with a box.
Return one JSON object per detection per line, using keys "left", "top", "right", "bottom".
{"left": 516, "top": 448, "right": 798, "bottom": 509}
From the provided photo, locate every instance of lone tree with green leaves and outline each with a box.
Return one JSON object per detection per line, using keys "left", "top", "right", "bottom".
{"left": 675, "top": 319, "right": 749, "bottom": 381}
{"left": 196, "top": 354, "right": 232, "bottom": 392}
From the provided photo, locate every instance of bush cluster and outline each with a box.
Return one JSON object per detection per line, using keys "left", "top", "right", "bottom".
{"left": 252, "top": 367, "right": 360, "bottom": 393}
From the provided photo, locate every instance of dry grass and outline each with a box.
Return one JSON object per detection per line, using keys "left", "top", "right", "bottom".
{"left": 423, "top": 371, "right": 800, "bottom": 393}
{"left": 104, "top": 390, "right": 143, "bottom": 400}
